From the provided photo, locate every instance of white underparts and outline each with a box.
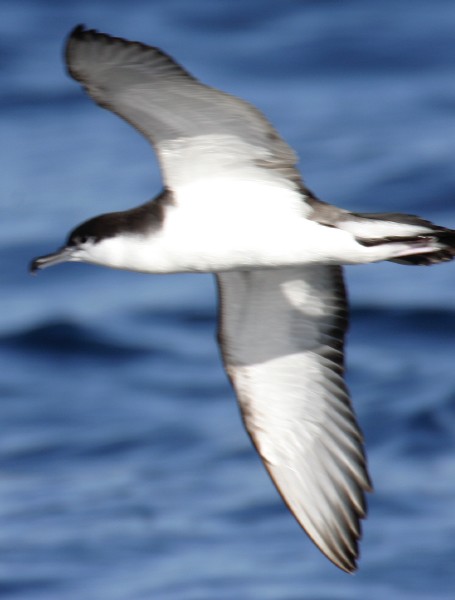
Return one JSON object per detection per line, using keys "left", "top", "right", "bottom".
{"left": 75, "top": 180, "right": 442, "bottom": 274}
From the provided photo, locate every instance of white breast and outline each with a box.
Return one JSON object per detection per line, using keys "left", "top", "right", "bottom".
{"left": 81, "top": 178, "right": 382, "bottom": 274}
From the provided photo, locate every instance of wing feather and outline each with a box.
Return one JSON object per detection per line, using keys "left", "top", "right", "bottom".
{"left": 65, "top": 25, "right": 301, "bottom": 189}
{"left": 216, "top": 265, "right": 371, "bottom": 572}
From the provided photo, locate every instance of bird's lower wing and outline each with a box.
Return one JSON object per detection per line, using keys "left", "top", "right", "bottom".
{"left": 216, "top": 266, "right": 371, "bottom": 573}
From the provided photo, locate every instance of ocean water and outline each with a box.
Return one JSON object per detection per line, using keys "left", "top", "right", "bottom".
{"left": 2, "top": 1, "right": 455, "bottom": 598}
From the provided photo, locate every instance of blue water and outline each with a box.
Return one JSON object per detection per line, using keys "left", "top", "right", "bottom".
{"left": 2, "top": 1, "right": 455, "bottom": 598}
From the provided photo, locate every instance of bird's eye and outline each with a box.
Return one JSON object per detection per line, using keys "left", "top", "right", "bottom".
{"left": 69, "top": 234, "right": 91, "bottom": 247}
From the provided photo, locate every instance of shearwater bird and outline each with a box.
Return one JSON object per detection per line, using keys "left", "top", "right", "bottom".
{"left": 31, "top": 25, "right": 455, "bottom": 573}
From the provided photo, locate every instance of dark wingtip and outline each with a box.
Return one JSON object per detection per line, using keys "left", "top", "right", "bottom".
{"left": 66, "top": 24, "right": 89, "bottom": 77}
{"left": 69, "top": 24, "right": 87, "bottom": 39}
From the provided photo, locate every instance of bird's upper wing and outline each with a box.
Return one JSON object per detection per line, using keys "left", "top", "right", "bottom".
{"left": 216, "top": 265, "right": 372, "bottom": 573}
{"left": 65, "top": 26, "right": 301, "bottom": 190}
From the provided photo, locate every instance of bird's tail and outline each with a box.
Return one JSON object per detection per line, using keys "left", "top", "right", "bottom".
{"left": 340, "top": 211, "right": 455, "bottom": 265}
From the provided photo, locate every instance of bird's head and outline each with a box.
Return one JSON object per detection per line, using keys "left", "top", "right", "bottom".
{"left": 29, "top": 214, "right": 117, "bottom": 274}
{"left": 30, "top": 199, "right": 166, "bottom": 274}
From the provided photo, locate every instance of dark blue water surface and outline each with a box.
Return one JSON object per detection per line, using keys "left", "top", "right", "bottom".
{"left": 2, "top": 1, "right": 455, "bottom": 598}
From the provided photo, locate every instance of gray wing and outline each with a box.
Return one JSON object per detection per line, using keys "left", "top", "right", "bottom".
{"left": 216, "top": 265, "right": 372, "bottom": 573}
{"left": 65, "top": 26, "right": 301, "bottom": 189}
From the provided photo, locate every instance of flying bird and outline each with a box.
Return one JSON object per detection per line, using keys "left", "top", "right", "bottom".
{"left": 31, "top": 25, "right": 455, "bottom": 573}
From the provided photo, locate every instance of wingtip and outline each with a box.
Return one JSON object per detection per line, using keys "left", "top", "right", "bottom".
{"left": 324, "top": 541, "right": 359, "bottom": 574}
{"left": 66, "top": 24, "right": 101, "bottom": 50}
{"left": 336, "top": 554, "right": 358, "bottom": 575}
{"left": 65, "top": 24, "right": 94, "bottom": 78}
{"left": 68, "top": 24, "right": 87, "bottom": 40}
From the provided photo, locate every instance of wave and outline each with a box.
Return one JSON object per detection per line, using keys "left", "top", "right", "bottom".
{"left": 1, "top": 319, "right": 149, "bottom": 360}
{"left": 352, "top": 306, "right": 455, "bottom": 337}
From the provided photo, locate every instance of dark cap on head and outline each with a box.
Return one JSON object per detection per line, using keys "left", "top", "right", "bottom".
{"left": 29, "top": 190, "right": 170, "bottom": 274}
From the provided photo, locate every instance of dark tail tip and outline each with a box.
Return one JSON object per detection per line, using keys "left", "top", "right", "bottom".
{"left": 29, "top": 258, "right": 40, "bottom": 275}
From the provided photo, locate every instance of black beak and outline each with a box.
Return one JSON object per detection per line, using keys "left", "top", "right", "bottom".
{"left": 29, "top": 246, "right": 73, "bottom": 274}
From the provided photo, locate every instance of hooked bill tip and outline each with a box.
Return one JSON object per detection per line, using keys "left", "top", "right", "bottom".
{"left": 28, "top": 247, "right": 72, "bottom": 275}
